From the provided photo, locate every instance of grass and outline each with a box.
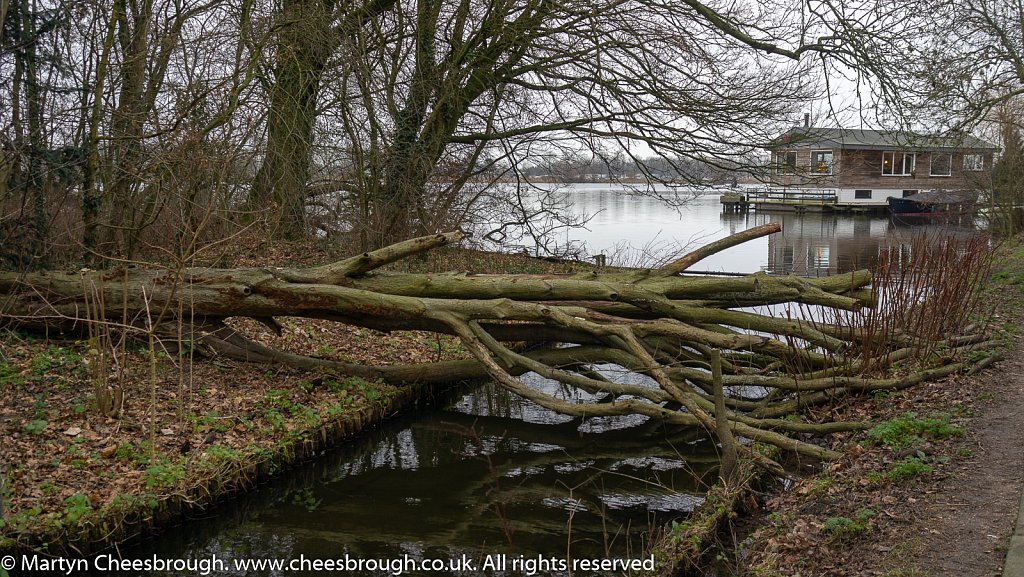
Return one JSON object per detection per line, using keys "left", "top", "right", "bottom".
{"left": 864, "top": 455, "right": 936, "bottom": 485}
{"left": 0, "top": 362, "right": 24, "bottom": 386}
{"left": 990, "top": 269, "right": 1024, "bottom": 287}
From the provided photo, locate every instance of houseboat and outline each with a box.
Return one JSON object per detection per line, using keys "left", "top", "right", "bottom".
{"left": 752, "top": 124, "right": 998, "bottom": 212}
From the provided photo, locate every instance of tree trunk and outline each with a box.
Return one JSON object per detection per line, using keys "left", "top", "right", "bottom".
{"left": 0, "top": 229, "right": 997, "bottom": 469}
{"left": 249, "top": 0, "right": 337, "bottom": 240}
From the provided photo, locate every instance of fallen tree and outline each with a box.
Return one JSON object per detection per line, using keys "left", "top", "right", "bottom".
{"left": 0, "top": 226, "right": 997, "bottom": 472}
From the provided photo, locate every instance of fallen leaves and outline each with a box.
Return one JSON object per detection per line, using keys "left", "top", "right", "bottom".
{"left": 0, "top": 316, "right": 465, "bottom": 547}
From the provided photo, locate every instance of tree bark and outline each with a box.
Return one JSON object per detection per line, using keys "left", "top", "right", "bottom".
{"left": 249, "top": 0, "right": 336, "bottom": 240}
{"left": 0, "top": 230, "right": 996, "bottom": 468}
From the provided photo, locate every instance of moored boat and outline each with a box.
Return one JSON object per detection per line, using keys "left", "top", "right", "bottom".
{"left": 887, "top": 190, "right": 977, "bottom": 216}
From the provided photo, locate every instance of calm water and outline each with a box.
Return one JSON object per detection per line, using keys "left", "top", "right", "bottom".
{"left": 543, "top": 183, "right": 977, "bottom": 275}
{"left": 124, "top": 381, "right": 718, "bottom": 576}
{"left": 117, "top": 186, "right": 978, "bottom": 576}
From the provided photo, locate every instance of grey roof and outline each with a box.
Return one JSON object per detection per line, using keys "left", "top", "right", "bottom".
{"left": 769, "top": 127, "right": 999, "bottom": 152}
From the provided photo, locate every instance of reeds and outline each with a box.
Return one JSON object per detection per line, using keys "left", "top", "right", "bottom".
{"left": 851, "top": 232, "right": 995, "bottom": 373}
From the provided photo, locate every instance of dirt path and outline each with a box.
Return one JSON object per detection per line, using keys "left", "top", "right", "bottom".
{"left": 907, "top": 351, "right": 1024, "bottom": 576}
{"left": 739, "top": 341, "right": 1024, "bottom": 577}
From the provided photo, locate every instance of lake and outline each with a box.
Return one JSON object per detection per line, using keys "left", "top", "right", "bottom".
{"left": 516, "top": 183, "right": 977, "bottom": 276}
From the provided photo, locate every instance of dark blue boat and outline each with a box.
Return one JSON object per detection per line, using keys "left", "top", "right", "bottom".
{"left": 887, "top": 190, "right": 977, "bottom": 216}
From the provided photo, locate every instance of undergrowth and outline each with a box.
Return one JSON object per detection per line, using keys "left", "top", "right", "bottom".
{"left": 867, "top": 412, "right": 964, "bottom": 449}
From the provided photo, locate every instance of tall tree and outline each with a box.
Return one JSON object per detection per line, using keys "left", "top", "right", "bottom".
{"left": 249, "top": 0, "right": 395, "bottom": 240}
{"left": 248, "top": 0, "right": 335, "bottom": 240}
{"left": 992, "top": 100, "right": 1024, "bottom": 230}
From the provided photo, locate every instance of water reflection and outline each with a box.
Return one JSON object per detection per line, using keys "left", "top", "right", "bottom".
{"left": 757, "top": 212, "right": 978, "bottom": 276}
{"left": 120, "top": 381, "right": 719, "bottom": 577}
{"left": 548, "top": 184, "right": 979, "bottom": 275}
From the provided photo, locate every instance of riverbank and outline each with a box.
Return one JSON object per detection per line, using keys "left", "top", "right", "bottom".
{"left": 714, "top": 238, "right": 1024, "bottom": 576}
{"left": 0, "top": 238, "right": 588, "bottom": 558}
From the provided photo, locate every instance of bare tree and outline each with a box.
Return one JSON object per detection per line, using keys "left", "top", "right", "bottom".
{"left": 878, "top": 0, "right": 1024, "bottom": 130}
{"left": 1, "top": 0, "right": 271, "bottom": 263}
{"left": 253, "top": 0, "right": 940, "bottom": 248}
{"left": 6, "top": 0, "right": 1008, "bottom": 261}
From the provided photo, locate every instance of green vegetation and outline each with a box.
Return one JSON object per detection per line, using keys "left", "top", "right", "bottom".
{"left": 866, "top": 456, "right": 934, "bottom": 484}
{"left": 991, "top": 269, "right": 1024, "bottom": 287}
{"left": 62, "top": 493, "right": 93, "bottom": 525}
{"left": 0, "top": 505, "right": 42, "bottom": 534}
{"left": 143, "top": 460, "right": 187, "bottom": 490}
{"left": 290, "top": 488, "right": 322, "bottom": 512}
{"left": 422, "top": 336, "right": 464, "bottom": 357}
{"left": 885, "top": 457, "right": 934, "bottom": 482}
{"left": 867, "top": 412, "right": 964, "bottom": 449}
{"left": 0, "top": 362, "right": 24, "bottom": 386}
{"left": 29, "top": 345, "right": 84, "bottom": 382}
{"left": 114, "top": 443, "right": 135, "bottom": 461}
{"left": 192, "top": 410, "right": 229, "bottom": 433}
{"left": 807, "top": 476, "right": 834, "bottom": 498}
{"left": 22, "top": 419, "right": 48, "bottom": 436}
{"left": 822, "top": 508, "right": 876, "bottom": 541}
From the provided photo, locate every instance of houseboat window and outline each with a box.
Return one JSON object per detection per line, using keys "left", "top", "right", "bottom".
{"left": 855, "top": 189, "right": 872, "bottom": 199}
{"left": 930, "top": 153, "right": 952, "bottom": 176}
{"left": 777, "top": 151, "right": 798, "bottom": 174}
{"left": 902, "top": 190, "right": 918, "bottom": 197}
{"left": 881, "top": 152, "right": 915, "bottom": 176}
{"left": 810, "top": 150, "right": 833, "bottom": 174}
{"left": 964, "top": 154, "right": 984, "bottom": 171}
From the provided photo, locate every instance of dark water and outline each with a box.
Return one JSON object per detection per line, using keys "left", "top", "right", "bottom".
{"left": 109, "top": 188, "right": 979, "bottom": 576}
{"left": 121, "top": 378, "right": 717, "bottom": 576}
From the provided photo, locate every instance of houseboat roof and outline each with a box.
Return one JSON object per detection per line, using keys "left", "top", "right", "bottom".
{"left": 902, "top": 189, "right": 979, "bottom": 205}
{"left": 769, "top": 127, "right": 999, "bottom": 152}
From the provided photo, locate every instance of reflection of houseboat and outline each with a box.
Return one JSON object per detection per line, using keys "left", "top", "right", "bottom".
{"left": 754, "top": 120, "right": 998, "bottom": 212}
{"left": 756, "top": 211, "right": 979, "bottom": 277}
{"left": 887, "top": 189, "right": 977, "bottom": 216}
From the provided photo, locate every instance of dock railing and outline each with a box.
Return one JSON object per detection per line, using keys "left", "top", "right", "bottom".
{"left": 746, "top": 187, "right": 838, "bottom": 206}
